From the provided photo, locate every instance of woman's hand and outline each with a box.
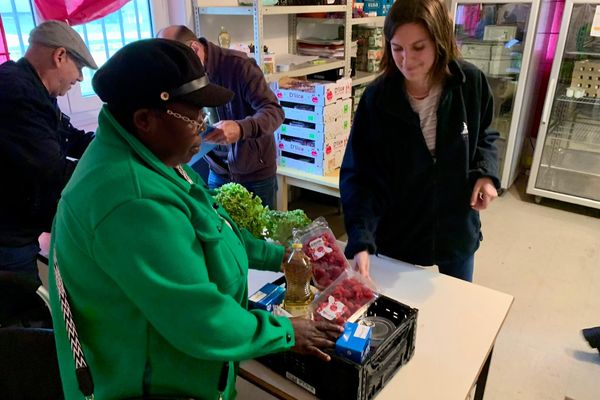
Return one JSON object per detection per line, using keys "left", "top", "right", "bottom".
{"left": 290, "top": 318, "right": 343, "bottom": 362}
{"left": 353, "top": 250, "right": 371, "bottom": 278}
{"left": 470, "top": 177, "right": 498, "bottom": 211}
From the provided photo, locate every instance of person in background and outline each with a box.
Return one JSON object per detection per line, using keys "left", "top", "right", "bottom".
{"left": 48, "top": 39, "right": 341, "bottom": 399}
{"left": 0, "top": 20, "right": 96, "bottom": 283}
{"left": 157, "top": 25, "right": 284, "bottom": 210}
{"left": 340, "top": 0, "right": 499, "bottom": 282}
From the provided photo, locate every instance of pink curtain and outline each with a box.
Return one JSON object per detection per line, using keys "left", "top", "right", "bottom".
{"left": 0, "top": 14, "right": 9, "bottom": 63}
{"left": 34, "top": 0, "right": 131, "bottom": 25}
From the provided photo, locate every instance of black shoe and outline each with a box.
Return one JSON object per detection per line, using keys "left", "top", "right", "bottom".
{"left": 582, "top": 326, "right": 600, "bottom": 352}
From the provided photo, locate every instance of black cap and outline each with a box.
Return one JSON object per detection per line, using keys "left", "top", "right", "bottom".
{"left": 92, "top": 39, "right": 234, "bottom": 110}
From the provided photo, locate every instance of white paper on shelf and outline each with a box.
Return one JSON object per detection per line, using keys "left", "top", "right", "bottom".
{"left": 297, "top": 37, "right": 345, "bottom": 46}
{"left": 275, "top": 53, "right": 320, "bottom": 69}
{"left": 592, "top": 6, "right": 600, "bottom": 37}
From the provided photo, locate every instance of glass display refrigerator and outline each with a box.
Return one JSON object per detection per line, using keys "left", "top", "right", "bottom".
{"left": 451, "top": 0, "right": 541, "bottom": 190}
{"left": 527, "top": 0, "right": 600, "bottom": 209}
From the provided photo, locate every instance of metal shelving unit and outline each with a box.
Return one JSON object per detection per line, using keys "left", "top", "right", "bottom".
{"left": 352, "top": 70, "right": 380, "bottom": 86}
{"left": 350, "top": 16, "right": 385, "bottom": 25}
{"left": 527, "top": 0, "right": 600, "bottom": 208}
{"left": 264, "top": 59, "right": 346, "bottom": 82}
{"left": 194, "top": 3, "right": 352, "bottom": 81}
{"left": 196, "top": 6, "right": 253, "bottom": 15}
{"left": 193, "top": 2, "right": 386, "bottom": 86}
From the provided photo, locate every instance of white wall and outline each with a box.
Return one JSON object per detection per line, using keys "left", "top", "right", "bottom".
{"left": 197, "top": 14, "right": 289, "bottom": 55}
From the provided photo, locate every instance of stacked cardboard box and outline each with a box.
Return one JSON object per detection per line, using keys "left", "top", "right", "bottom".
{"left": 461, "top": 41, "right": 516, "bottom": 76}
{"left": 271, "top": 78, "right": 352, "bottom": 175}
{"left": 359, "top": 0, "right": 393, "bottom": 16}
{"left": 352, "top": 83, "right": 368, "bottom": 119}
{"left": 353, "top": 26, "right": 384, "bottom": 73}
{"left": 570, "top": 59, "right": 600, "bottom": 98}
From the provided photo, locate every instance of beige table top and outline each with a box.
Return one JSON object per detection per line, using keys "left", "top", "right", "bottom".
{"left": 276, "top": 166, "right": 340, "bottom": 190}
{"left": 244, "top": 255, "right": 513, "bottom": 399}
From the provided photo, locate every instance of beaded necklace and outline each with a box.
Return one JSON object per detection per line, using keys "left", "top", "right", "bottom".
{"left": 174, "top": 165, "right": 194, "bottom": 184}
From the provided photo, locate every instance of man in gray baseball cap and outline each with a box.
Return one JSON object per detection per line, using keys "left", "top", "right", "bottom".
{"left": 0, "top": 20, "right": 96, "bottom": 298}
{"left": 29, "top": 20, "right": 97, "bottom": 69}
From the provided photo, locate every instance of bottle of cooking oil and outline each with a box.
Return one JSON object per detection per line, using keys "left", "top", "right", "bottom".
{"left": 283, "top": 242, "right": 313, "bottom": 317}
{"left": 217, "top": 26, "right": 231, "bottom": 49}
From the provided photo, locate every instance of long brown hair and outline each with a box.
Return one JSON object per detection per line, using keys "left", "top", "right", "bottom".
{"left": 379, "top": 0, "right": 459, "bottom": 83}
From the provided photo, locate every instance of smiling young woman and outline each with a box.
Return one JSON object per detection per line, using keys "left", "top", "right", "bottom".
{"left": 340, "top": 0, "right": 500, "bottom": 283}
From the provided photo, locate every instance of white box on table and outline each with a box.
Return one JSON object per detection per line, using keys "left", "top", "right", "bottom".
{"left": 460, "top": 43, "right": 491, "bottom": 59}
{"left": 277, "top": 130, "right": 349, "bottom": 155}
{"left": 281, "top": 98, "right": 352, "bottom": 125}
{"left": 490, "top": 44, "right": 513, "bottom": 60}
{"left": 483, "top": 25, "right": 517, "bottom": 42}
{"left": 276, "top": 116, "right": 351, "bottom": 143}
{"left": 277, "top": 133, "right": 348, "bottom": 176}
{"left": 488, "top": 59, "right": 512, "bottom": 75}
{"left": 272, "top": 77, "right": 352, "bottom": 106}
{"left": 464, "top": 58, "right": 489, "bottom": 74}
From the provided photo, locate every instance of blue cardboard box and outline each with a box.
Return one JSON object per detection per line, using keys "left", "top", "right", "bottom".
{"left": 248, "top": 283, "right": 285, "bottom": 312}
{"left": 335, "top": 321, "right": 372, "bottom": 364}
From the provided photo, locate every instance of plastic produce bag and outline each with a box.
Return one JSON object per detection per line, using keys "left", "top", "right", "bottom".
{"left": 293, "top": 216, "right": 350, "bottom": 289}
{"left": 310, "top": 268, "right": 378, "bottom": 325}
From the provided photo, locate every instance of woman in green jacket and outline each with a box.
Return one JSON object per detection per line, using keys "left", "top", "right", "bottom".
{"left": 48, "top": 39, "right": 341, "bottom": 399}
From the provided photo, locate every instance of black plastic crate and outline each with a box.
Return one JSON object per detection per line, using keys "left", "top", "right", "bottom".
{"left": 257, "top": 295, "right": 418, "bottom": 399}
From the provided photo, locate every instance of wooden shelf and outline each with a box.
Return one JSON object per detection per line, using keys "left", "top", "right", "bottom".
{"left": 350, "top": 16, "right": 385, "bottom": 25}
{"left": 296, "top": 17, "right": 345, "bottom": 25}
{"left": 296, "top": 15, "right": 385, "bottom": 26}
{"left": 352, "top": 70, "right": 379, "bottom": 86}
{"left": 265, "top": 59, "right": 345, "bottom": 83}
{"left": 196, "top": 5, "right": 348, "bottom": 16}
{"left": 196, "top": 6, "right": 253, "bottom": 15}
{"left": 263, "top": 5, "right": 347, "bottom": 15}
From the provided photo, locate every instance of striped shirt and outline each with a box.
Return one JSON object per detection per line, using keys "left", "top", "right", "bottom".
{"left": 407, "top": 84, "right": 442, "bottom": 155}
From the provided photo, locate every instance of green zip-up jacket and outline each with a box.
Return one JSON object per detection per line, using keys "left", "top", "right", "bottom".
{"left": 48, "top": 106, "right": 294, "bottom": 399}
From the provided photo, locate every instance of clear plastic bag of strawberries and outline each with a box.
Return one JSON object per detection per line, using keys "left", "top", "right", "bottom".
{"left": 310, "top": 268, "right": 378, "bottom": 325}
{"left": 293, "top": 216, "right": 351, "bottom": 290}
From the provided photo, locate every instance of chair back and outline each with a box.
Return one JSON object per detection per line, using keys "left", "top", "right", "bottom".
{"left": 0, "top": 327, "right": 64, "bottom": 399}
{"left": 0, "top": 271, "right": 52, "bottom": 328}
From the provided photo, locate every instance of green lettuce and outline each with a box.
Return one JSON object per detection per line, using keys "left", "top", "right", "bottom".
{"left": 214, "top": 183, "right": 312, "bottom": 242}
{"left": 214, "top": 183, "right": 268, "bottom": 238}
{"left": 264, "top": 209, "right": 311, "bottom": 245}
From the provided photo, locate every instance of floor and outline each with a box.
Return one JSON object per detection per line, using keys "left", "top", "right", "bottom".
{"left": 473, "top": 176, "right": 600, "bottom": 400}
{"left": 245, "top": 174, "right": 600, "bottom": 400}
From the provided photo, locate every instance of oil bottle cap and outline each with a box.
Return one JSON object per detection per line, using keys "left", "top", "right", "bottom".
{"left": 292, "top": 242, "right": 303, "bottom": 249}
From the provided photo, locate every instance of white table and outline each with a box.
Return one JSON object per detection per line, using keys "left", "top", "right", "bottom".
{"left": 276, "top": 166, "right": 340, "bottom": 211}
{"left": 243, "top": 255, "right": 513, "bottom": 400}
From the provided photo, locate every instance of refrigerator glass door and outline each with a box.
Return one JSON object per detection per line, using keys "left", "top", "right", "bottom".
{"left": 453, "top": 2, "right": 532, "bottom": 187}
{"left": 533, "top": 3, "right": 600, "bottom": 202}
